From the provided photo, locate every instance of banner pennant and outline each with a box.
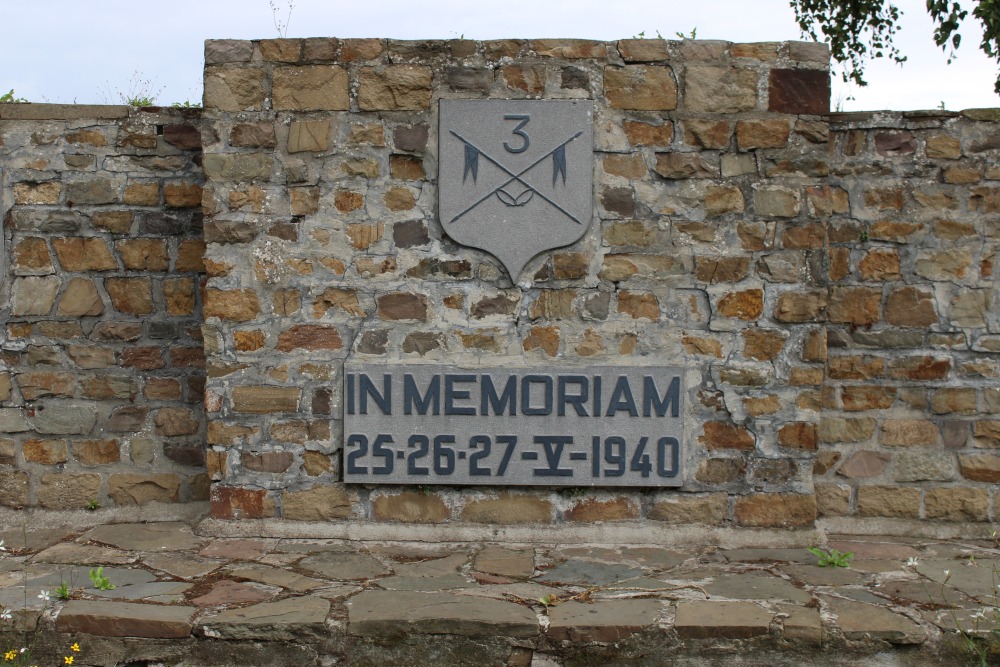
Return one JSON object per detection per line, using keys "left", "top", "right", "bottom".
{"left": 463, "top": 144, "right": 479, "bottom": 183}
{"left": 552, "top": 144, "right": 567, "bottom": 186}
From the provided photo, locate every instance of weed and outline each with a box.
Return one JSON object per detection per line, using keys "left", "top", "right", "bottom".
{"left": 270, "top": 1, "right": 295, "bottom": 38}
{"left": 85, "top": 499, "right": 100, "bottom": 511}
{"left": 675, "top": 28, "right": 698, "bottom": 40}
{"left": 170, "top": 100, "right": 202, "bottom": 109}
{"left": 99, "top": 70, "right": 163, "bottom": 107}
{"left": 0, "top": 89, "right": 28, "bottom": 103}
{"left": 54, "top": 581, "right": 71, "bottom": 601}
{"left": 807, "top": 546, "right": 854, "bottom": 568}
{"left": 88, "top": 567, "right": 115, "bottom": 591}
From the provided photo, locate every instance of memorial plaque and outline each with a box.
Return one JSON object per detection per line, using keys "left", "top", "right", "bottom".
{"left": 343, "top": 365, "right": 684, "bottom": 487}
{"left": 438, "top": 100, "right": 594, "bottom": 280}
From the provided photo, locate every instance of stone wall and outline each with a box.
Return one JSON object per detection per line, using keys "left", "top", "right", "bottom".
{"left": 1, "top": 39, "right": 997, "bottom": 534}
{"left": 199, "top": 37, "right": 835, "bottom": 527}
{"left": 818, "top": 110, "right": 1000, "bottom": 524}
{"left": 0, "top": 104, "right": 207, "bottom": 509}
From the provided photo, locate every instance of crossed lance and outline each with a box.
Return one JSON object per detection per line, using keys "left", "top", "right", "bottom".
{"left": 448, "top": 130, "right": 584, "bottom": 225}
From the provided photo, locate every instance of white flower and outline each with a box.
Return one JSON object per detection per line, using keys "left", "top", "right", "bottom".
{"left": 0, "top": 539, "right": 7, "bottom": 552}
{"left": 905, "top": 557, "right": 919, "bottom": 567}
{"left": 37, "top": 590, "right": 50, "bottom": 602}
{"left": 0, "top": 609, "right": 11, "bottom": 621}
{"left": 943, "top": 570, "right": 951, "bottom": 579}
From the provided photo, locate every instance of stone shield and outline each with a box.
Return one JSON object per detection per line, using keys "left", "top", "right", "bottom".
{"left": 438, "top": 100, "right": 594, "bottom": 280}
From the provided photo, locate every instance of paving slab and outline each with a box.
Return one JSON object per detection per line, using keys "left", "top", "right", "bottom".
{"left": 779, "top": 603, "right": 822, "bottom": 644}
{"left": 377, "top": 573, "right": 474, "bottom": 591}
{"left": 825, "top": 597, "right": 926, "bottom": 644}
{"left": 722, "top": 548, "right": 815, "bottom": 564}
{"left": 535, "top": 559, "right": 644, "bottom": 587}
{"left": 780, "top": 563, "right": 867, "bottom": 587}
{"left": 674, "top": 600, "right": 773, "bottom": 639}
{"left": 546, "top": 599, "right": 662, "bottom": 642}
{"left": 347, "top": 590, "right": 539, "bottom": 638}
{"left": 0, "top": 527, "right": 76, "bottom": 552}
{"left": 199, "top": 596, "right": 330, "bottom": 640}
{"left": 474, "top": 547, "right": 535, "bottom": 579}
{"left": 916, "top": 559, "right": 1000, "bottom": 601}
{"left": 199, "top": 538, "right": 276, "bottom": 561}
{"left": 828, "top": 540, "right": 920, "bottom": 561}
{"left": 31, "top": 542, "right": 136, "bottom": 565}
{"left": 392, "top": 553, "right": 468, "bottom": 577}
{"left": 455, "top": 582, "right": 561, "bottom": 602}
{"left": 620, "top": 547, "right": 687, "bottom": 571}
{"left": 704, "top": 572, "right": 812, "bottom": 603}
{"left": 875, "top": 579, "right": 976, "bottom": 608}
{"left": 27, "top": 565, "right": 156, "bottom": 592}
{"left": 90, "top": 581, "right": 193, "bottom": 601}
{"left": 84, "top": 522, "right": 207, "bottom": 552}
{"left": 297, "top": 551, "right": 391, "bottom": 581}
{"left": 224, "top": 563, "right": 327, "bottom": 593}
{"left": 143, "top": 553, "right": 223, "bottom": 579}
{"left": 191, "top": 579, "right": 280, "bottom": 607}
{"left": 56, "top": 600, "right": 195, "bottom": 638}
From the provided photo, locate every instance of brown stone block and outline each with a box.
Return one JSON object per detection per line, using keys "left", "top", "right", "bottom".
{"left": 340, "top": 38, "right": 384, "bottom": 61}
{"left": 605, "top": 65, "right": 676, "bottom": 110}
{"left": 153, "top": 408, "right": 200, "bottom": 437}
{"left": 623, "top": 120, "right": 672, "bottom": 147}
{"left": 377, "top": 292, "right": 428, "bottom": 322}
{"left": 66, "top": 345, "right": 114, "bottom": 369}
{"left": 0, "top": 471, "right": 28, "bottom": 508}
{"left": 925, "top": 487, "right": 988, "bottom": 521}
{"left": 121, "top": 346, "right": 166, "bottom": 370}
{"left": 931, "top": 388, "right": 977, "bottom": 415}
{"left": 276, "top": 325, "right": 343, "bottom": 352}
{"left": 603, "top": 221, "right": 654, "bottom": 247}
{"left": 91, "top": 211, "right": 134, "bottom": 234}
{"left": 717, "top": 289, "right": 763, "bottom": 320}
{"left": 618, "top": 38, "right": 668, "bottom": 62}
{"left": 553, "top": 253, "right": 588, "bottom": 280}
{"left": 858, "top": 248, "right": 901, "bottom": 281}
{"left": 857, "top": 486, "right": 919, "bottom": 518}
{"left": 175, "top": 240, "right": 206, "bottom": 272}
{"left": 204, "top": 66, "right": 266, "bottom": 111}
{"left": 683, "top": 119, "right": 730, "bottom": 149}
{"left": 736, "top": 119, "right": 791, "bottom": 150}
{"left": 782, "top": 223, "right": 825, "bottom": 250}
{"left": 681, "top": 335, "right": 723, "bottom": 359}
{"left": 53, "top": 238, "right": 118, "bottom": 271}
{"left": 774, "top": 290, "right": 826, "bottom": 323}
{"left": 815, "top": 484, "right": 850, "bottom": 517}
{"left": 700, "top": 422, "right": 755, "bottom": 451}
{"left": 768, "top": 68, "right": 829, "bottom": 115}
{"left": 347, "top": 123, "right": 385, "bottom": 146}
{"left": 164, "top": 183, "right": 203, "bottom": 208}
{"left": 242, "top": 451, "right": 294, "bottom": 473}
{"left": 888, "top": 356, "right": 950, "bottom": 381}
{"left": 884, "top": 286, "right": 937, "bottom": 327}
{"left": 358, "top": 65, "right": 432, "bottom": 111}
{"left": 164, "top": 278, "right": 196, "bottom": 316}
{"left": 124, "top": 182, "right": 160, "bottom": 206}
{"left": 105, "top": 277, "right": 153, "bottom": 315}
{"left": 260, "top": 38, "right": 302, "bottom": 62}
{"left": 602, "top": 153, "right": 648, "bottom": 179}
{"left": 38, "top": 473, "right": 101, "bottom": 509}
{"left": 616, "top": 291, "right": 659, "bottom": 320}
{"left": 820, "top": 417, "right": 877, "bottom": 443}
{"left": 145, "top": 378, "right": 182, "bottom": 401}
{"left": 734, "top": 493, "right": 816, "bottom": 528}
{"left": 287, "top": 119, "right": 331, "bottom": 153}
{"left": 211, "top": 485, "right": 268, "bottom": 519}
{"left": 879, "top": 419, "right": 940, "bottom": 447}
{"left": 204, "top": 288, "right": 260, "bottom": 322}
{"left": 74, "top": 439, "right": 120, "bottom": 466}
{"left": 57, "top": 277, "right": 104, "bottom": 317}
{"left": 705, "top": 185, "right": 745, "bottom": 216}
{"left": 523, "top": 325, "right": 559, "bottom": 357}
{"left": 462, "top": 494, "right": 553, "bottom": 524}
{"left": 384, "top": 187, "right": 415, "bottom": 212}
{"left": 372, "top": 491, "right": 450, "bottom": 523}
{"left": 686, "top": 66, "right": 758, "bottom": 113}
{"left": 841, "top": 386, "right": 896, "bottom": 411}
{"left": 334, "top": 190, "right": 365, "bottom": 213}
{"left": 777, "top": 422, "right": 817, "bottom": 451}
{"left": 526, "top": 38, "right": 603, "bottom": 58}
{"left": 649, "top": 493, "right": 727, "bottom": 524}
{"left": 272, "top": 65, "right": 349, "bottom": 110}
{"left": 828, "top": 287, "right": 880, "bottom": 326}
{"left": 12, "top": 237, "right": 54, "bottom": 275}
{"left": 107, "top": 473, "right": 180, "bottom": 505}
{"left": 754, "top": 186, "right": 800, "bottom": 218}
{"left": 389, "top": 154, "right": 425, "bottom": 181}
{"left": 282, "top": 484, "right": 352, "bottom": 520}
{"left": 741, "top": 328, "right": 787, "bottom": 361}
{"left": 654, "top": 153, "right": 715, "bottom": 179}
{"left": 959, "top": 453, "right": 1000, "bottom": 482}
{"left": 116, "top": 239, "right": 169, "bottom": 271}
{"left": 565, "top": 497, "right": 641, "bottom": 523}
{"left": 925, "top": 134, "right": 961, "bottom": 159}
{"left": 13, "top": 181, "right": 61, "bottom": 205}
{"left": 232, "top": 386, "right": 301, "bottom": 413}
{"left": 230, "top": 122, "right": 276, "bottom": 148}
{"left": 23, "top": 438, "right": 69, "bottom": 465}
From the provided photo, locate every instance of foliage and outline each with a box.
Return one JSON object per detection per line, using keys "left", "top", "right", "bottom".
{"left": 807, "top": 546, "right": 854, "bottom": 567}
{"left": 270, "top": 1, "right": 295, "bottom": 38}
{"left": 170, "top": 100, "right": 202, "bottom": 109}
{"left": 85, "top": 499, "right": 99, "bottom": 511}
{"left": 87, "top": 567, "right": 115, "bottom": 591}
{"left": 790, "top": 0, "right": 1000, "bottom": 93}
{"left": 99, "top": 70, "right": 162, "bottom": 107}
{"left": 0, "top": 89, "right": 28, "bottom": 103}
{"left": 54, "top": 581, "right": 71, "bottom": 601}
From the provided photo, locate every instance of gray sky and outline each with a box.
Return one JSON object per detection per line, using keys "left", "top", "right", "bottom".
{"left": 3, "top": 0, "right": 997, "bottom": 111}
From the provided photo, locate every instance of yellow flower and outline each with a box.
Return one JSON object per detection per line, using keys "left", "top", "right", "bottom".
{"left": 4, "top": 650, "right": 16, "bottom": 660}
{"left": 70, "top": 643, "right": 80, "bottom": 652}
{"left": 64, "top": 657, "right": 74, "bottom": 665}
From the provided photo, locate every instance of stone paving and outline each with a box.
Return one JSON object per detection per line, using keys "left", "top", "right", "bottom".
{"left": 0, "top": 521, "right": 996, "bottom": 665}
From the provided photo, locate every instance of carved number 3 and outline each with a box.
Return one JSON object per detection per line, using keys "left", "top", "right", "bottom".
{"left": 503, "top": 114, "right": 530, "bottom": 153}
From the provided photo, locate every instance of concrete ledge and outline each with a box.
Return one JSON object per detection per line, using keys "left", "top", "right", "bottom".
{"left": 196, "top": 517, "right": 823, "bottom": 549}
{"left": 0, "top": 103, "right": 130, "bottom": 120}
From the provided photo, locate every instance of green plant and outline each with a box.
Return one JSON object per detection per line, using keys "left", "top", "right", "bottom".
{"left": 632, "top": 30, "right": 664, "bottom": 39}
{"left": 85, "top": 499, "right": 100, "bottom": 511}
{"left": 170, "top": 100, "right": 202, "bottom": 109}
{"left": 808, "top": 546, "right": 854, "bottom": 568}
{"left": 0, "top": 89, "right": 28, "bottom": 103}
{"left": 675, "top": 27, "right": 697, "bottom": 40}
{"left": 88, "top": 567, "right": 115, "bottom": 591}
{"left": 99, "top": 70, "right": 162, "bottom": 107}
{"left": 859, "top": 228, "right": 870, "bottom": 242}
{"left": 54, "top": 581, "right": 71, "bottom": 601}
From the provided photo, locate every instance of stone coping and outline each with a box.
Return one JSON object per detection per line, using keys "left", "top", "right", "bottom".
{"left": 0, "top": 519, "right": 990, "bottom": 665}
